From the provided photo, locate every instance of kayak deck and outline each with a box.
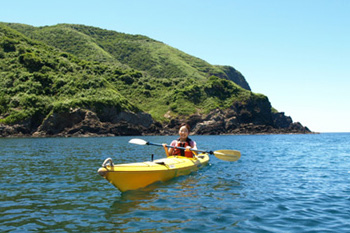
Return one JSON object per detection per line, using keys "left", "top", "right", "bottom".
{"left": 98, "top": 154, "right": 209, "bottom": 192}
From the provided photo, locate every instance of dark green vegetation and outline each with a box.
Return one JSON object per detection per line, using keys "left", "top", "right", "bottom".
{"left": 0, "top": 22, "right": 270, "bottom": 129}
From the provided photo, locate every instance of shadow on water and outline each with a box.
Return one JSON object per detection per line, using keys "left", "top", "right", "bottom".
{"left": 106, "top": 163, "right": 242, "bottom": 217}
{"left": 105, "top": 175, "right": 194, "bottom": 212}
{"left": 103, "top": 174, "right": 217, "bottom": 232}
{"left": 105, "top": 169, "right": 205, "bottom": 213}
{"left": 107, "top": 188, "right": 160, "bottom": 216}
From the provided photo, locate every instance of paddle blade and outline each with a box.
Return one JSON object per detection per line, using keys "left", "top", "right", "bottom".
{"left": 129, "top": 138, "right": 148, "bottom": 146}
{"left": 213, "top": 150, "right": 241, "bottom": 162}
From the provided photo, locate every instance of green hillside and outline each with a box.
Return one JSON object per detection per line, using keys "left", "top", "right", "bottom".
{"left": 0, "top": 23, "right": 138, "bottom": 125}
{"left": 0, "top": 22, "right": 268, "bottom": 128}
{"left": 7, "top": 23, "right": 251, "bottom": 90}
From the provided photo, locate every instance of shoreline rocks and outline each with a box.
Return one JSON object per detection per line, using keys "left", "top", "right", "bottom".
{"left": 0, "top": 107, "right": 313, "bottom": 138}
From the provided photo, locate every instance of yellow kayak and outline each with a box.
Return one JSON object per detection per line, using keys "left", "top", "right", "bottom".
{"left": 98, "top": 154, "right": 209, "bottom": 192}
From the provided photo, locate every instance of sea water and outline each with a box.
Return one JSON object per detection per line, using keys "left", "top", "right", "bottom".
{"left": 0, "top": 133, "right": 349, "bottom": 232}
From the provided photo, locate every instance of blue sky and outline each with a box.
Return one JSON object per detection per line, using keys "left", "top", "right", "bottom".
{"left": 2, "top": 0, "right": 349, "bottom": 132}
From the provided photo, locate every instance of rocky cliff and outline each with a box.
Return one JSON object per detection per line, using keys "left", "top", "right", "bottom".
{"left": 0, "top": 104, "right": 311, "bottom": 138}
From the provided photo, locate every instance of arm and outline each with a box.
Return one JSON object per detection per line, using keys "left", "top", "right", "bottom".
{"left": 168, "top": 147, "right": 174, "bottom": 156}
{"left": 162, "top": 143, "right": 170, "bottom": 157}
{"left": 163, "top": 141, "right": 176, "bottom": 157}
{"left": 168, "top": 140, "right": 176, "bottom": 156}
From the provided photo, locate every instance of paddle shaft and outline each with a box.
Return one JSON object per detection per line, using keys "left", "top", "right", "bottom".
{"left": 147, "top": 141, "right": 214, "bottom": 154}
{"left": 128, "top": 138, "right": 240, "bottom": 161}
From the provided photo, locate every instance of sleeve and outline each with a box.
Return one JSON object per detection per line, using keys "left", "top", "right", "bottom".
{"left": 170, "top": 140, "right": 177, "bottom": 147}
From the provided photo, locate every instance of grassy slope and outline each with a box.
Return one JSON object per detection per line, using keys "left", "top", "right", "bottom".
{"left": 1, "top": 22, "right": 266, "bottom": 125}
{"left": 10, "top": 23, "right": 250, "bottom": 87}
{"left": 0, "top": 23, "right": 138, "bottom": 124}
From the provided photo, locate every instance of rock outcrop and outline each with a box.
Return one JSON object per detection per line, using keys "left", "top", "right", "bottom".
{"left": 0, "top": 106, "right": 312, "bottom": 137}
{"left": 0, "top": 108, "right": 160, "bottom": 137}
{"left": 162, "top": 108, "right": 311, "bottom": 135}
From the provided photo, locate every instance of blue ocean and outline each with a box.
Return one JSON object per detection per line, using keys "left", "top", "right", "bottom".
{"left": 1, "top": 133, "right": 349, "bottom": 232}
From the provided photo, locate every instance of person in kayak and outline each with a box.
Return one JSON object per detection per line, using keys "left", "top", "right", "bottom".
{"left": 163, "top": 123, "right": 197, "bottom": 158}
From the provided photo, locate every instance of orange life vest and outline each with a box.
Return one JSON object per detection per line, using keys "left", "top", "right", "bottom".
{"left": 173, "top": 138, "right": 194, "bottom": 158}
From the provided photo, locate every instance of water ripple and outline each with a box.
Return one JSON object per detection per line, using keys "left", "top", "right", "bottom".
{"left": 1, "top": 134, "right": 350, "bottom": 232}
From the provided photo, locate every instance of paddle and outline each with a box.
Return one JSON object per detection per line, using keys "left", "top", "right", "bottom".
{"left": 128, "top": 138, "right": 241, "bottom": 162}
